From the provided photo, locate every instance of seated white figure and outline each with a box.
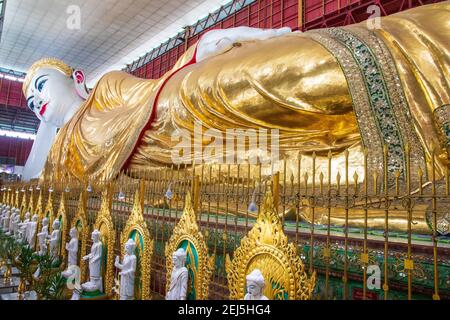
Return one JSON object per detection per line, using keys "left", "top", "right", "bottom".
{"left": 48, "top": 220, "right": 61, "bottom": 259}
{"left": 166, "top": 248, "right": 189, "bottom": 300}
{"left": 26, "top": 215, "right": 38, "bottom": 249}
{"left": 114, "top": 238, "right": 137, "bottom": 300}
{"left": 81, "top": 229, "right": 103, "bottom": 293}
{"left": 36, "top": 217, "right": 49, "bottom": 256}
{"left": 62, "top": 227, "right": 79, "bottom": 278}
{"left": 244, "top": 269, "right": 269, "bottom": 301}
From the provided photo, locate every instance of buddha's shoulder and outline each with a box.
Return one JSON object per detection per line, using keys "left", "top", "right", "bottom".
{"left": 97, "top": 70, "right": 132, "bottom": 83}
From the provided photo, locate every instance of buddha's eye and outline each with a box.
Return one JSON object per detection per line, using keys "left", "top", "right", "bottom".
{"left": 37, "top": 79, "right": 48, "bottom": 92}
{"left": 27, "top": 96, "right": 35, "bottom": 111}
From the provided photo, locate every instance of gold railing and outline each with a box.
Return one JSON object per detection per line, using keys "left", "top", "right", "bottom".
{"left": 1, "top": 145, "right": 449, "bottom": 300}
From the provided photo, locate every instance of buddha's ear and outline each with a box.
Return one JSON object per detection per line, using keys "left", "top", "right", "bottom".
{"left": 72, "top": 69, "right": 90, "bottom": 100}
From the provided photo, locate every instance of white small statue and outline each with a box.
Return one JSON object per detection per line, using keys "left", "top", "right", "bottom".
{"left": 166, "top": 248, "right": 188, "bottom": 300}
{"left": 36, "top": 217, "right": 49, "bottom": 256}
{"left": 18, "top": 212, "right": 31, "bottom": 242}
{"left": 48, "top": 220, "right": 61, "bottom": 259}
{"left": 62, "top": 227, "right": 79, "bottom": 278}
{"left": 114, "top": 239, "right": 137, "bottom": 300}
{"left": 26, "top": 215, "right": 38, "bottom": 249}
{"left": 81, "top": 229, "right": 103, "bottom": 293}
{"left": 244, "top": 269, "right": 269, "bottom": 300}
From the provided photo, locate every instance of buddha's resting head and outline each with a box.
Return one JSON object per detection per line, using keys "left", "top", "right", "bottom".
{"left": 24, "top": 212, "right": 31, "bottom": 220}
{"left": 69, "top": 227, "right": 78, "bottom": 239}
{"left": 246, "top": 269, "right": 266, "bottom": 297}
{"left": 42, "top": 217, "right": 49, "bottom": 226}
{"left": 32, "top": 215, "right": 38, "bottom": 222}
{"left": 23, "top": 58, "right": 88, "bottom": 127}
{"left": 125, "top": 238, "right": 136, "bottom": 255}
{"left": 173, "top": 248, "right": 187, "bottom": 269}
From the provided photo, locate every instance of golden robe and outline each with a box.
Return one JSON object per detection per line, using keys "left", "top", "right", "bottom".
{"left": 42, "top": 2, "right": 449, "bottom": 185}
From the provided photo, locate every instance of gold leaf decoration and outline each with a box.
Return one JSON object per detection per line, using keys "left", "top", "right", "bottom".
{"left": 226, "top": 189, "right": 316, "bottom": 300}
{"left": 165, "top": 191, "right": 215, "bottom": 300}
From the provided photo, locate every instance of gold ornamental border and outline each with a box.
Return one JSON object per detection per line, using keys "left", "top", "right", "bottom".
{"left": 226, "top": 190, "right": 316, "bottom": 300}
{"left": 94, "top": 186, "right": 115, "bottom": 297}
{"left": 120, "top": 184, "right": 153, "bottom": 300}
{"left": 70, "top": 191, "right": 88, "bottom": 282}
{"left": 165, "top": 192, "right": 215, "bottom": 300}
{"left": 20, "top": 190, "right": 28, "bottom": 219}
{"left": 44, "top": 190, "right": 54, "bottom": 229}
{"left": 56, "top": 193, "right": 68, "bottom": 261}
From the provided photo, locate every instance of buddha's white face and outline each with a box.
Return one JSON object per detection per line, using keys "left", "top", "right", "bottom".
{"left": 25, "top": 67, "right": 78, "bottom": 127}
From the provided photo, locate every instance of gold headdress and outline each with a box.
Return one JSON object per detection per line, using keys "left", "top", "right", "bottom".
{"left": 23, "top": 58, "right": 73, "bottom": 95}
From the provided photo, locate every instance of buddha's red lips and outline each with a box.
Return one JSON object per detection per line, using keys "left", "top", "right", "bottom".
{"left": 39, "top": 103, "right": 48, "bottom": 116}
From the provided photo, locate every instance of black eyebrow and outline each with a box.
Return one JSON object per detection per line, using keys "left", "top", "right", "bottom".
{"left": 34, "top": 74, "right": 48, "bottom": 89}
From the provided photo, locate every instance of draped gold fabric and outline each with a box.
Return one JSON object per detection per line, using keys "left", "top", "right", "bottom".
{"left": 41, "top": 2, "right": 449, "bottom": 184}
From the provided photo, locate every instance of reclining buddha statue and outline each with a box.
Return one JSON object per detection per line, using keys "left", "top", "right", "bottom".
{"left": 22, "top": 3, "right": 449, "bottom": 234}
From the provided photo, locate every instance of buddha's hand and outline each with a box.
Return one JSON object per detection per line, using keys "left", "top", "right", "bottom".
{"left": 114, "top": 256, "right": 120, "bottom": 267}
{"left": 196, "top": 26, "right": 292, "bottom": 62}
{"left": 82, "top": 255, "right": 89, "bottom": 261}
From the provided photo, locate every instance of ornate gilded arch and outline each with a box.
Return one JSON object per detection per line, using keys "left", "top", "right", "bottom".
{"left": 121, "top": 184, "right": 153, "bottom": 300}
{"left": 27, "top": 188, "right": 35, "bottom": 215}
{"left": 226, "top": 190, "right": 316, "bottom": 300}
{"left": 70, "top": 191, "right": 88, "bottom": 282}
{"left": 94, "top": 186, "right": 115, "bottom": 296}
{"left": 20, "top": 189, "right": 28, "bottom": 219}
{"left": 35, "top": 189, "right": 43, "bottom": 220}
{"left": 44, "top": 190, "right": 54, "bottom": 228}
{"left": 35, "top": 189, "right": 45, "bottom": 238}
{"left": 56, "top": 193, "right": 68, "bottom": 260}
{"left": 165, "top": 192, "right": 215, "bottom": 300}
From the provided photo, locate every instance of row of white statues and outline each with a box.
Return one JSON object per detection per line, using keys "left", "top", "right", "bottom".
{"left": 1, "top": 203, "right": 268, "bottom": 300}
{"left": 0, "top": 204, "right": 61, "bottom": 258}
